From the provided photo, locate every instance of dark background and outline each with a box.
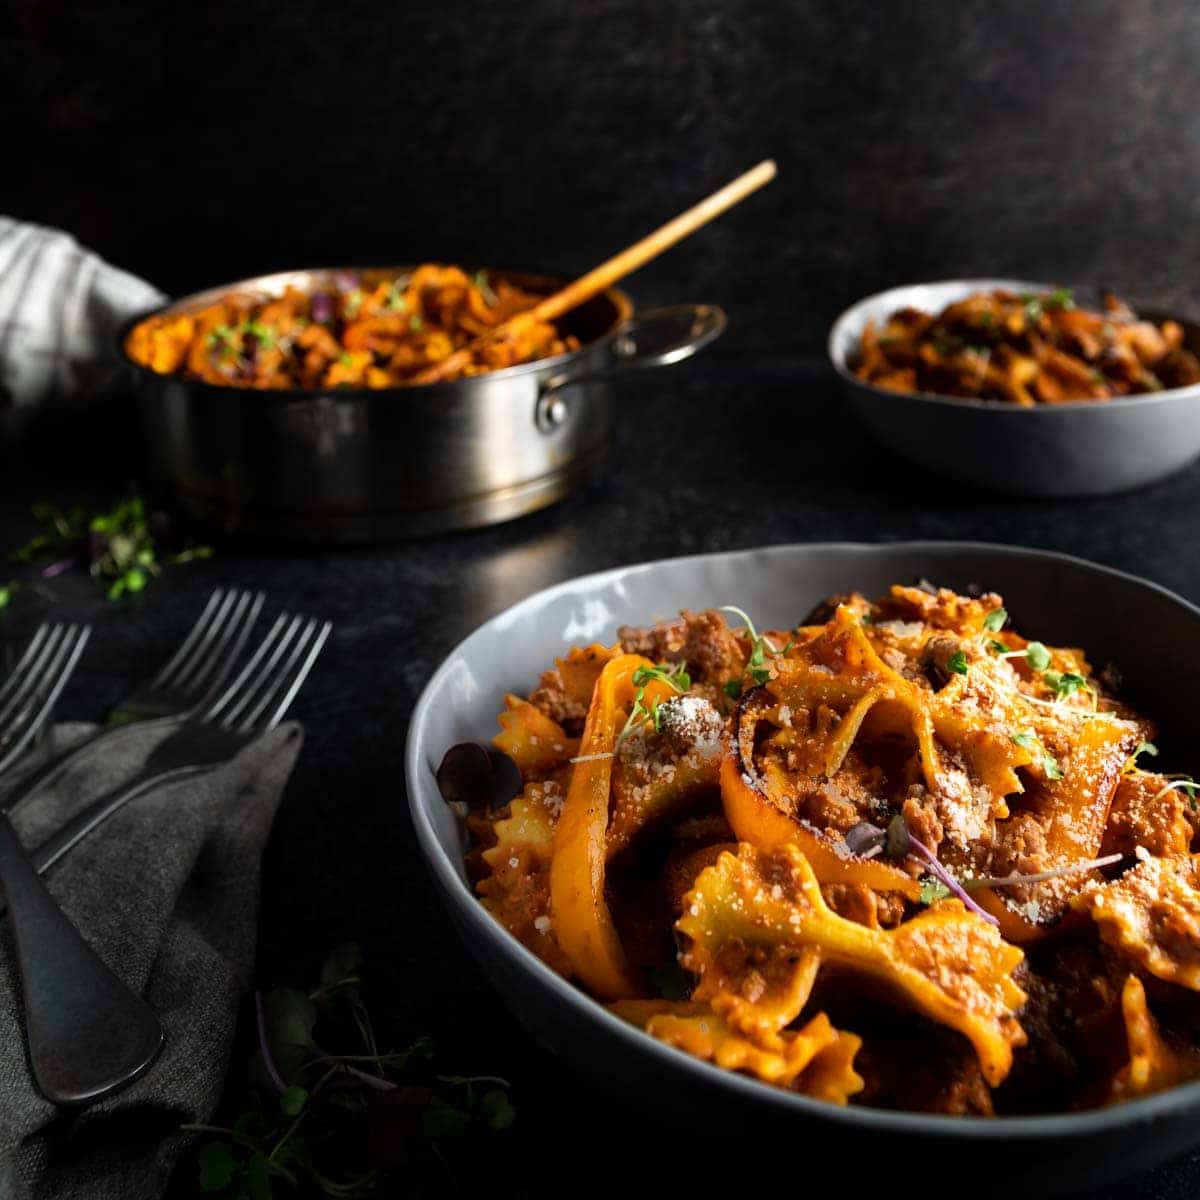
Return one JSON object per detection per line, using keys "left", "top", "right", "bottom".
{"left": 8, "top": 0, "right": 1200, "bottom": 356}
{"left": 7, "top": 1, "right": 1200, "bottom": 1196}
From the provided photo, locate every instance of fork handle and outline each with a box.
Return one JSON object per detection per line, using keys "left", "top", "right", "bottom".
{"left": 0, "top": 813, "right": 163, "bottom": 1104}
{"left": 30, "top": 764, "right": 207, "bottom": 878}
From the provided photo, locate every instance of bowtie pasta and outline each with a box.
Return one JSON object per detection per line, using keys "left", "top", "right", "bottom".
{"left": 446, "top": 586, "right": 1200, "bottom": 1114}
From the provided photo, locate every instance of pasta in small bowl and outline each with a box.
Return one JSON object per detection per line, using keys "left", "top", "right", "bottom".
{"left": 828, "top": 279, "right": 1200, "bottom": 497}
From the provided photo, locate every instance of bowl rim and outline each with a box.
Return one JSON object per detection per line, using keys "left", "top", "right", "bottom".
{"left": 827, "top": 277, "right": 1200, "bottom": 413}
{"left": 405, "top": 539, "right": 1200, "bottom": 1140}
{"left": 115, "top": 263, "right": 636, "bottom": 400}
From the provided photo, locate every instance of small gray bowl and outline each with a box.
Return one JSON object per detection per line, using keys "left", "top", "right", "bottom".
{"left": 828, "top": 279, "right": 1200, "bottom": 496}
{"left": 405, "top": 542, "right": 1200, "bottom": 1195}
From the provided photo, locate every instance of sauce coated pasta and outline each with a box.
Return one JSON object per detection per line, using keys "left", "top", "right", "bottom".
{"left": 446, "top": 586, "right": 1200, "bottom": 1114}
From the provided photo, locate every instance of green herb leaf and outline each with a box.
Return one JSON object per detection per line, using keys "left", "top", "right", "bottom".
{"left": 1025, "top": 642, "right": 1052, "bottom": 671}
{"left": 420, "top": 1097, "right": 473, "bottom": 1139}
{"left": 631, "top": 663, "right": 690, "bottom": 693}
{"left": 1046, "top": 288, "right": 1075, "bottom": 311}
{"left": 1044, "top": 754, "right": 1065, "bottom": 781}
{"left": 197, "top": 1142, "right": 237, "bottom": 1192}
{"left": 1011, "top": 732, "right": 1039, "bottom": 750}
{"left": 1131, "top": 741, "right": 1159, "bottom": 766}
{"left": 480, "top": 1088, "right": 516, "bottom": 1132}
{"left": 983, "top": 608, "right": 1008, "bottom": 632}
{"left": 409, "top": 314, "right": 424, "bottom": 333}
{"left": 279, "top": 1085, "right": 308, "bottom": 1117}
{"left": 988, "top": 640, "right": 1008, "bottom": 654}
{"left": 919, "top": 876, "right": 952, "bottom": 904}
{"left": 723, "top": 679, "right": 742, "bottom": 700}
{"left": 947, "top": 650, "right": 969, "bottom": 676}
{"left": 1046, "top": 671, "right": 1089, "bottom": 699}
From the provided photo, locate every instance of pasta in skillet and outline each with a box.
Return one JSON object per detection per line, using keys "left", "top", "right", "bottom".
{"left": 445, "top": 586, "right": 1200, "bottom": 1114}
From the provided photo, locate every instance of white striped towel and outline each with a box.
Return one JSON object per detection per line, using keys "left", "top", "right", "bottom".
{"left": 0, "top": 217, "right": 164, "bottom": 428}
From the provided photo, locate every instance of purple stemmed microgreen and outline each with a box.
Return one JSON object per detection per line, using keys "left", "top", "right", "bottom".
{"left": 183, "top": 944, "right": 516, "bottom": 1198}
{"left": 839, "top": 817, "right": 999, "bottom": 926}
{"left": 8, "top": 497, "right": 212, "bottom": 602}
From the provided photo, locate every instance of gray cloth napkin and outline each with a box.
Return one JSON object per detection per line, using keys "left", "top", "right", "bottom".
{"left": 0, "top": 217, "right": 164, "bottom": 428}
{"left": 0, "top": 718, "right": 303, "bottom": 1200}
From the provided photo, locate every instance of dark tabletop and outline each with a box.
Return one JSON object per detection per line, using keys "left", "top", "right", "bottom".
{"left": 4, "top": 356, "right": 1200, "bottom": 1197}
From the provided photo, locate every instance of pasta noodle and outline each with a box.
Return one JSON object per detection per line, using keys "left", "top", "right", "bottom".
{"left": 125, "top": 265, "right": 580, "bottom": 389}
{"left": 446, "top": 585, "right": 1200, "bottom": 1114}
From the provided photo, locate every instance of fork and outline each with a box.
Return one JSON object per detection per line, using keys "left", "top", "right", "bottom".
{"left": 2, "top": 587, "right": 264, "bottom": 815}
{"left": 0, "top": 623, "right": 163, "bottom": 1107}
{"left": 0, "top": 610, "right": 329, "bottom": 1106}
{"left": 0, "top": 624, "right": 92, "bottom": 777}
{"left": 28, "top": 610, "right": 331, "bottom": 879}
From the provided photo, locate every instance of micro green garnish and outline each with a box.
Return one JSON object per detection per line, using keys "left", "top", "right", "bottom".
{"left": 1124, "top": 741, "right": 1159, "bottom": 773}
{"left": 1011, "top": 730, "right": 1064, "bottom": 780}
{"left": 1024, "top": 641, "right": 1052, "bottom": 671}
{"left": 839, "top": 819, "right": 998, "bottom": 923}
{"left": 344, "top": 289, "right": 364, "bottom": 318}
{"left": 384, "top": 281, "right": 408, "bottom": 312}
{"left": 966, "top": 852, "right": 1122, "bottom": 890}
{"left": 1045, "top": 288, "right": 1075, "bottom": 311}
{"left": 1154, "top": 777, "right": 1200, "bottom": 809}
{"left": 240, "top": 319, "right": 276, "bottom": 349}
{"left": 409, "top": 314, "right": 424, "bottom": 333}
{"left": 0, "top": 583, "right": 12, "bottom": 611}
{"left": 181, "top": 944, "right": 514, "bottom": 1198}
{"left": 206, "top": 323, "right": 236, "bottom": 355}
{"left": 1043, "top": 670, "right": 1097, "bottom": 710}
{"left": 616, "top": 662, "right": 690, "bottom": 747}
{"left": 722, "top": 679, "right": 743, "bottom": 700}
{"left": 983, "top": 607, "right": 1008, "bottom": 633}
{"left": 988, "top": 640, "right": 1008, "bottom": 655}
{"left": 1020, "top": 293, "right": 1044, "bottom": 322}
{"left": 472, "top": 270, "right": 499, "bottom": 307}
{"left": 947, "top": 650, "right": 969, "bottom": 676}
{"left": 721, "top": 605, "right": 785, "bottom": 690}
{"left": 10, "top": 498, "right": 212, "bottom": 602}
{"left": 919, "top": 877, "right": 953, "bottom": 903}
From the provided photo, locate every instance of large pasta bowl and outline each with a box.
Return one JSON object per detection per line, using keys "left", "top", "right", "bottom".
{"left": 404, "top": 542, "right": 1200, "bottom": 1194}
{"left": 828, "top": 279, "right": 1200, "bottom": 497}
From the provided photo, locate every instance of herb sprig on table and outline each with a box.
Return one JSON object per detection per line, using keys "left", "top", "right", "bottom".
{"left": 183, "top": 944, "right": 514, "bottom": 1198}
{"left": 0, "top": 496, "right": 212, "bottom": 607}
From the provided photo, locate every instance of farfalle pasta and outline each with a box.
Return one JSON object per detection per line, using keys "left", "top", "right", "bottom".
{"left": 445, "top": 586, "right": 1200, "bottom": 1114}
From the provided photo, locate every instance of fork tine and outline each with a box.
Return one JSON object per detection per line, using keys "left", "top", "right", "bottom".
{"left": 260, "top": 619, "right": 330, "bottom": 732}
{"left": 0, "top": 626, "right": 91, "bottom": 776}
{"left": 216, "top": 615, "right": 305, "bottom": 729}
{"left": 185, "top": 589, "right": 265, "bottom": 699}
{"left": 164, "top": 588, "right": 242, "bottom": 692}
{"left": 229, "top": 618, "right": 323, "bottom": 734}
{"left": 147, "top": 589, "right": 225, "bottom": 690}
{"left": 199, "top": 613, "right": 292, "bottom": 723}
{"left": 0, "top": 625, "right": 51, "bottom": 712}
{"left": 0, "top": 626, "right": 66, "bottom": 730}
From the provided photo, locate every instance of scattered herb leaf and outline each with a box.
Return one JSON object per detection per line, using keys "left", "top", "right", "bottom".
{"left": 9, "top": 498, "right": 212, "bottom": 603}
{"left": 983, "top": 608, "right": 1008, "bottom": 633}
{"left": 919, "top": 876, "right": 953, "bottom": 904}
{"left": 947, "top": 650, "right": 969, "bottom": 676}
{"left": 182, "top": 944, "right": 513, "bottom": 1198}
{"left": 1024, "top": 642, "right": 1052, "bottom": 671}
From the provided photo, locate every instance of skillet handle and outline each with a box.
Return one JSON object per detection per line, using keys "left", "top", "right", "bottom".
{"left": 534, "top": 303, "right": 727, "bottom": 432}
